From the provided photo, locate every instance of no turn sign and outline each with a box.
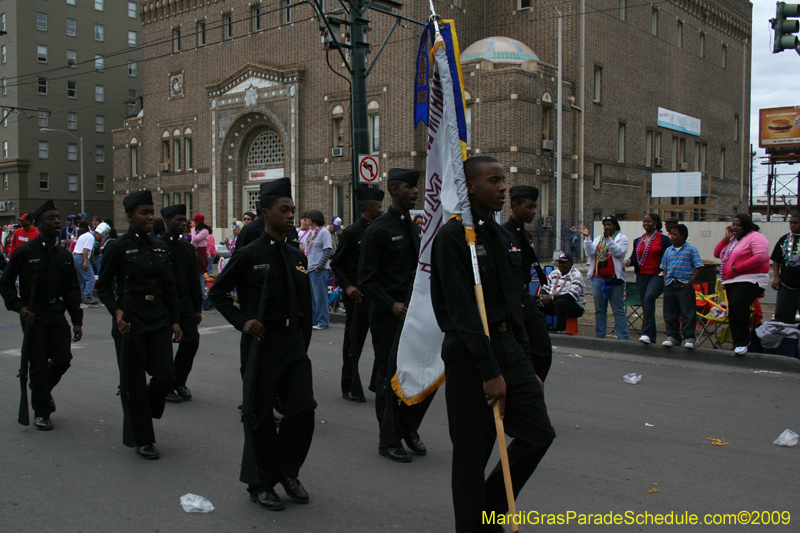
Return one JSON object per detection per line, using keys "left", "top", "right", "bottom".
{"left": 358, "top": 155, "right": 379, "bottom": 183}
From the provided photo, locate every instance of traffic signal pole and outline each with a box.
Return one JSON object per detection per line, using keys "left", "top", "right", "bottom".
{"left": 349, "top": 2, "right": 370, "bottom": 221}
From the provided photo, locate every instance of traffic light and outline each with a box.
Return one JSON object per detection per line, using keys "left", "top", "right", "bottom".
{"left": 772, "top": 2, "right": 800, "bottom": 53}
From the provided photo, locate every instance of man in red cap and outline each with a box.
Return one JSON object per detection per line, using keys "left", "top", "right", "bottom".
{"left": 8, "top": 214, "right": 39, "bottom": 259}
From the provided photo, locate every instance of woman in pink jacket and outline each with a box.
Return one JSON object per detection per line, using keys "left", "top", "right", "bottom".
{"left": 189, "top": 213, "right": 211, "bottom": 279}
{"left": 713, "top": 213, "right": 770, "bottom": 355}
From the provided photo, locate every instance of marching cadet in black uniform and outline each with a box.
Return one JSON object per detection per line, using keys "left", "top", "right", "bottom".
{"left": 209, "top": 178, "right": 316, "bottom": 511}
{"left": 235, "top": 209, "right": 301, "bottom": 252}
{"left": 0, "top": 200, "right": 83, "bottom": 431}
{"left": 330, "top": 187, "right": 384, "bottom": 402}
{"left": 97, "top": 191, "right": 182, "bottom": 460}
{"left": 503, "top": 185, "right": 553, "bottom": 383}
{"left": 159, "top": 205, "right": 203, "bottom": 403}
{"left": 430, "top": 156, "right": 554, "bottom": 532}
{"left": 359, "top": 168, "right": 434, "bottom": 463}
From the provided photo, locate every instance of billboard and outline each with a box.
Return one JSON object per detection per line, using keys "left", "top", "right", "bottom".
{"left": 651, "top": 172, "right": 702, "bottom": 198}
{"left": 657, "top": 107, "right": 701, "bottom": 136}
{"left": 759, "top": 106, "right": 800, "bottom": 148}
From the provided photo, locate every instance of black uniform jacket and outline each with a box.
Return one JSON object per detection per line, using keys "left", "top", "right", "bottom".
{"left": 0, "top": 236, "right": 83, "bottom": 326}
{"left": 158, "top": 232, "right": 203, "bottom": 315}
{"left": 97, "top": 227, "right": 181, "bottom": 328}
{"left": 235, "top": 217, "right": 300, "bottom": 253}
{"left": 431, "top": 215, "right": 529, "bottom": 382}
{"left": 330, "top": 216, "right": 370, "bottom": 290}
{"left": 358, "top": 206, "right": 420, "bottom": 310}
{"left": 210, "top": 232, "right": 312, "bottom": 349}
{"left": 503, "top": 216, "right": 547, "bottom": 289}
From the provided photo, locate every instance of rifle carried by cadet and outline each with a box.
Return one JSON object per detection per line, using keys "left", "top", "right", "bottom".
{"left": 119, "top": 276, "right": 134, "bottom": 447}
{"left": 17, "top": 274, "right": 37, "bottom": 426}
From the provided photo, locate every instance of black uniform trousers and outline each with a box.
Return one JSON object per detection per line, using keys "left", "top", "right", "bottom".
{"left": 443, "top": 327, "right": 555, "bottom": 533}
{"left": 369, "top": 301, "right": 435, "bottom": 446}
{"left": 174, "top": 309, "right": 200, "bottom": 388}
{"left": 241, "top": 323, "right": 316, "bottom": 491}
{"left": 111, "top": 301, "right": 175, "bottom": 446}
{"left": 340, "top": 291, "right": 371, "bottom": 395}
{"left": 23, "top": 315, "right": 72, "bottom": 418}
{"left": 523, "top": 293, "right": 553, "bottom": 383}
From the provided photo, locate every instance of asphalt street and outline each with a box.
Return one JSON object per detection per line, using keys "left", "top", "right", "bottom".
{"left": 1, "top": 305, "right": 799, "bottom": 532}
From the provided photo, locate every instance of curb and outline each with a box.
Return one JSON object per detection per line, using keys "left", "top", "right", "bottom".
{"left": 550, "top": 334, "right": 800, "bottom": 374}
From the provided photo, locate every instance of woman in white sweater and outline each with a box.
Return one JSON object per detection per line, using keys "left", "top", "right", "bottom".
{"left": 576, "top": 216, "right": 630, "bottom": 340}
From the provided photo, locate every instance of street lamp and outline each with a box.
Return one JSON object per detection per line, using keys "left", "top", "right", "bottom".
{"left": 40, "top": 127, "right": 84, "bottom": 214}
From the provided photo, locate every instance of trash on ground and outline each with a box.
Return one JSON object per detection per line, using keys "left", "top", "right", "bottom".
{"left": 645, "top": 423, "right": 654, "bottom": 427}
{"left": 575, "top": 425, "right": 579, "bottom": 429}
{"left": 623, "top": 373, "right": 642, "bottom": 384}
{"left": 707, "top": 438, "right": 729, "bottom": 446}
{"left": 648, "top": 488, "right": 662, "bottom": 493}
{"left": 753, "top": 370, "right": 782, "bottom": 374}
{"left": 773, "top": 429, "right": 798, "bottom": 447}
{"left": 180, "top": 493, "right": 215, "bottom": 513}
{"left": 566, "top": 353, "right": 582, "bottom": 358}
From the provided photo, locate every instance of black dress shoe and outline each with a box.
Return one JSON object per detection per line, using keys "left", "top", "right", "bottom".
{"left": 135, "top": 444, "right": 159, "bottom": 460}
{"left": 34, "top": 416, "right": 53, "bottom": 431}
{"left": 280, "top": 477, "right": 309, "bottom": 504}
{"left": 165, "top": 392, "right": 182, "bottom": 403}
{"left": 342, "top": 392, "right": 367, "bottom": 403}
{"left": 404, "top": 431, "right": 427, "bottom": 455}
{"left": 379, "top": 444, "right": 412, "bottom": 463}
{"left": 176, "top": 385, "right": 192, "bottom": 401}
{"left": 250, "top": 488, "right": 285, "bottom": 511}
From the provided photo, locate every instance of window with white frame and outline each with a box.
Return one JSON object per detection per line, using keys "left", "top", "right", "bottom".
{"left": 0, "top": 13, "right": 5, "bottom": 32}
{"left": 332, "top": 105, "right": 344, "bottom": 148}
{"left": 2, "top": 141, "right": 7, "bottom": 158}
{"left": 39, "top": 173, "right": 49, "bottom": 190}
{"left": 184, "top": 128, "right": 193, "bottom": 169}
{"left": 197, "top": 21, "right": 206, "bottom": 46}
{"left": 96, "top": 175, "right": 105, "bottom": 193}
{"left": 38, "top": 45, "right": 48, "bottom": 62}
{"left": 67, "top": 19, "right": 76, "bottom": 36}
{"left": 128, "top": 31, "right": 137, "bottom": 47}
{"left": 67, "top": 0, "right": 76, "bottom": 5}
{"left": 68, "top": 174, "right": 78, "bottom": 192}
{"left": 67, "top": 112, "right": 77, "bottom": 129}
{"left": 95, "top": 85, "right": 104, "bottom": 102}
{"left": 68, "top": 143, "right": 78, "bottom": 161}
{"left": 67, "top": 50, "right": 76, "bottom": 67}
{"left": 39, "top": 141, "right": 49, "bottom": 159}
{"left": 95, "top": 24, "right": 104, "bottom": 41}
{"left": 128, "top": 60, "right": 137, "bottom": 77}
{"left": 37, "top": 13, "right": 47, "bottom": 31}
{"left": 619, "top": 0, "right": 625, "bottom": 21}
{"left": 1, "top": 45, "right": 5, "bottom": 63}
{"left": 651, "top": 8, "right": 658, "bottom": 36}
{"left": 128, "top": 1, "right": 137, "bottom": 18}
{"left": 173, "top": 129, "right": 182, "bottom": 171}
{"left": 251, "top": 5, "right": 262, "bottom": 32}
{"left": 172, "top": 28, "right": 181, "bottom": 52}
{"left": 593, "top": 66, "right": 602, "bottom": 102}
{"left": 593, "top": 164, "right": 602, "bottom": 188}
{"left": 38, "top": 78, "right": 48, "bottom": 95}
{"left": 283, "top": 1, "right": 292, "bottom": 24}
{"left": 130, "top": 138, "right": 138, "bottom": 176}
{"left": 1, "top": 78, "right": 6, "bottom": 96}
{"left": 95, "top": 0, "right": 104, "bottom": 11}
{"left": 223, "top": 13, "right": 232, "bottom": 39}
{"left": 96, "top": 145, "right": 104, "bottom": 163}
{"left": 368, "top": 100, "right": 380, "bottom": 154}
{"left": 95, "top": 55, "right": 104, "bottom": 71}
{"left": 38, "top": 111, "right": 49, "bottom": 127}
{"left": 95, "top": 115, "right": 104, "bottom": 132}
{"left": 2, "top": 173, "right": 7, "bottom": 190}
{"left": 518, "top": 0, "right": 532, "bottom": 9}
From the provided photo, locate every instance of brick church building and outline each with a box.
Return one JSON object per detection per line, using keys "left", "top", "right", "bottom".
{"left": 113, "top": 0, "right": 752, "bottom": 252}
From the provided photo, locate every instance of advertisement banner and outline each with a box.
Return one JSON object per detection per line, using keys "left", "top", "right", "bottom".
{"left": 247, "top": 168, "right": 284, "bottom": 181}
{"left": 759, "top": 106, "right": 800, "bottom": 148}
{"left": 651, "top": 172, "right": 702, "bottom": 198}
{"left": 657, "top": 107, "right": 701, "bottom": 136}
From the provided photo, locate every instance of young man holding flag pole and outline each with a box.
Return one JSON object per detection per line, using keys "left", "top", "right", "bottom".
{"left": 400, "top": 10, "right": 554, "bottom": 531}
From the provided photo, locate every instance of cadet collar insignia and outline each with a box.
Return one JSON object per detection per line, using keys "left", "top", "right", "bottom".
{"left": 400, "top": 214, "right": 405, "bottom": 220}
{"left": 478, "top": 219, "right": 485, "bottom": 225}
{"left": 295, "top": 265, "right": 308, "bottom": 274}
{"left": 516, "top": 227, "right": 521, "bottom": 231}
{"left": 271, "top": 240, "right": 276, "bottom": 245}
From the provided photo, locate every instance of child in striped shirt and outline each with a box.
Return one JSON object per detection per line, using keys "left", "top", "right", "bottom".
{"left": 660, "top": 224, "right": 704, "bottom": 348}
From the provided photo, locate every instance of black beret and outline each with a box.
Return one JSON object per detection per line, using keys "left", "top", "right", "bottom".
{"left": 355, "top": 187, "right": 385, "bottom": 202}
{"left": 123, "top": 190, "right": 154, "bottom": 212}
{"left": 33, "top": 200, "right": 57, "bottom": 223}
{"left": 161, "top": 204, "right": 186, "bottom": 219}
{"left": 509, "top": 185, "right": 539, "bottom": 202}
{"left": 260, "top": 177, "right": 292, "bottom": 201}
{"left": 387, "top": 168, "right": 420, "bottom": 186}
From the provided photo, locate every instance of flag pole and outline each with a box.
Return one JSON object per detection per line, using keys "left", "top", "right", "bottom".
{"left": 425, "top": 5, "right": 518, "bottom": 528}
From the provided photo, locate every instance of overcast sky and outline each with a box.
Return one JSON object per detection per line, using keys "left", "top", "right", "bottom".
{"left": 750, "top": 1, "right": 800, "bottom": 193}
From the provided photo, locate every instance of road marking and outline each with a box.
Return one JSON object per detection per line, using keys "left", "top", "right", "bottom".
{"left": 198, "top": 325, "right": 234, "bottom": 335}
{"left": 1, "top": 344, "right": 87, "bottom": 358}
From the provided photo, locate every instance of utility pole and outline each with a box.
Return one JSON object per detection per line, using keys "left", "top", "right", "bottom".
{"left": 318, "top": 0, "right": 407, "bottom": 221}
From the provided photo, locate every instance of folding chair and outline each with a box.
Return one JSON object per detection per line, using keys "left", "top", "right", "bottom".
{"left": 624, "top": 282, "right": 643, "bottom": 334}
{"left": 695, "top": 279, "right": 760, "bottom": 349}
